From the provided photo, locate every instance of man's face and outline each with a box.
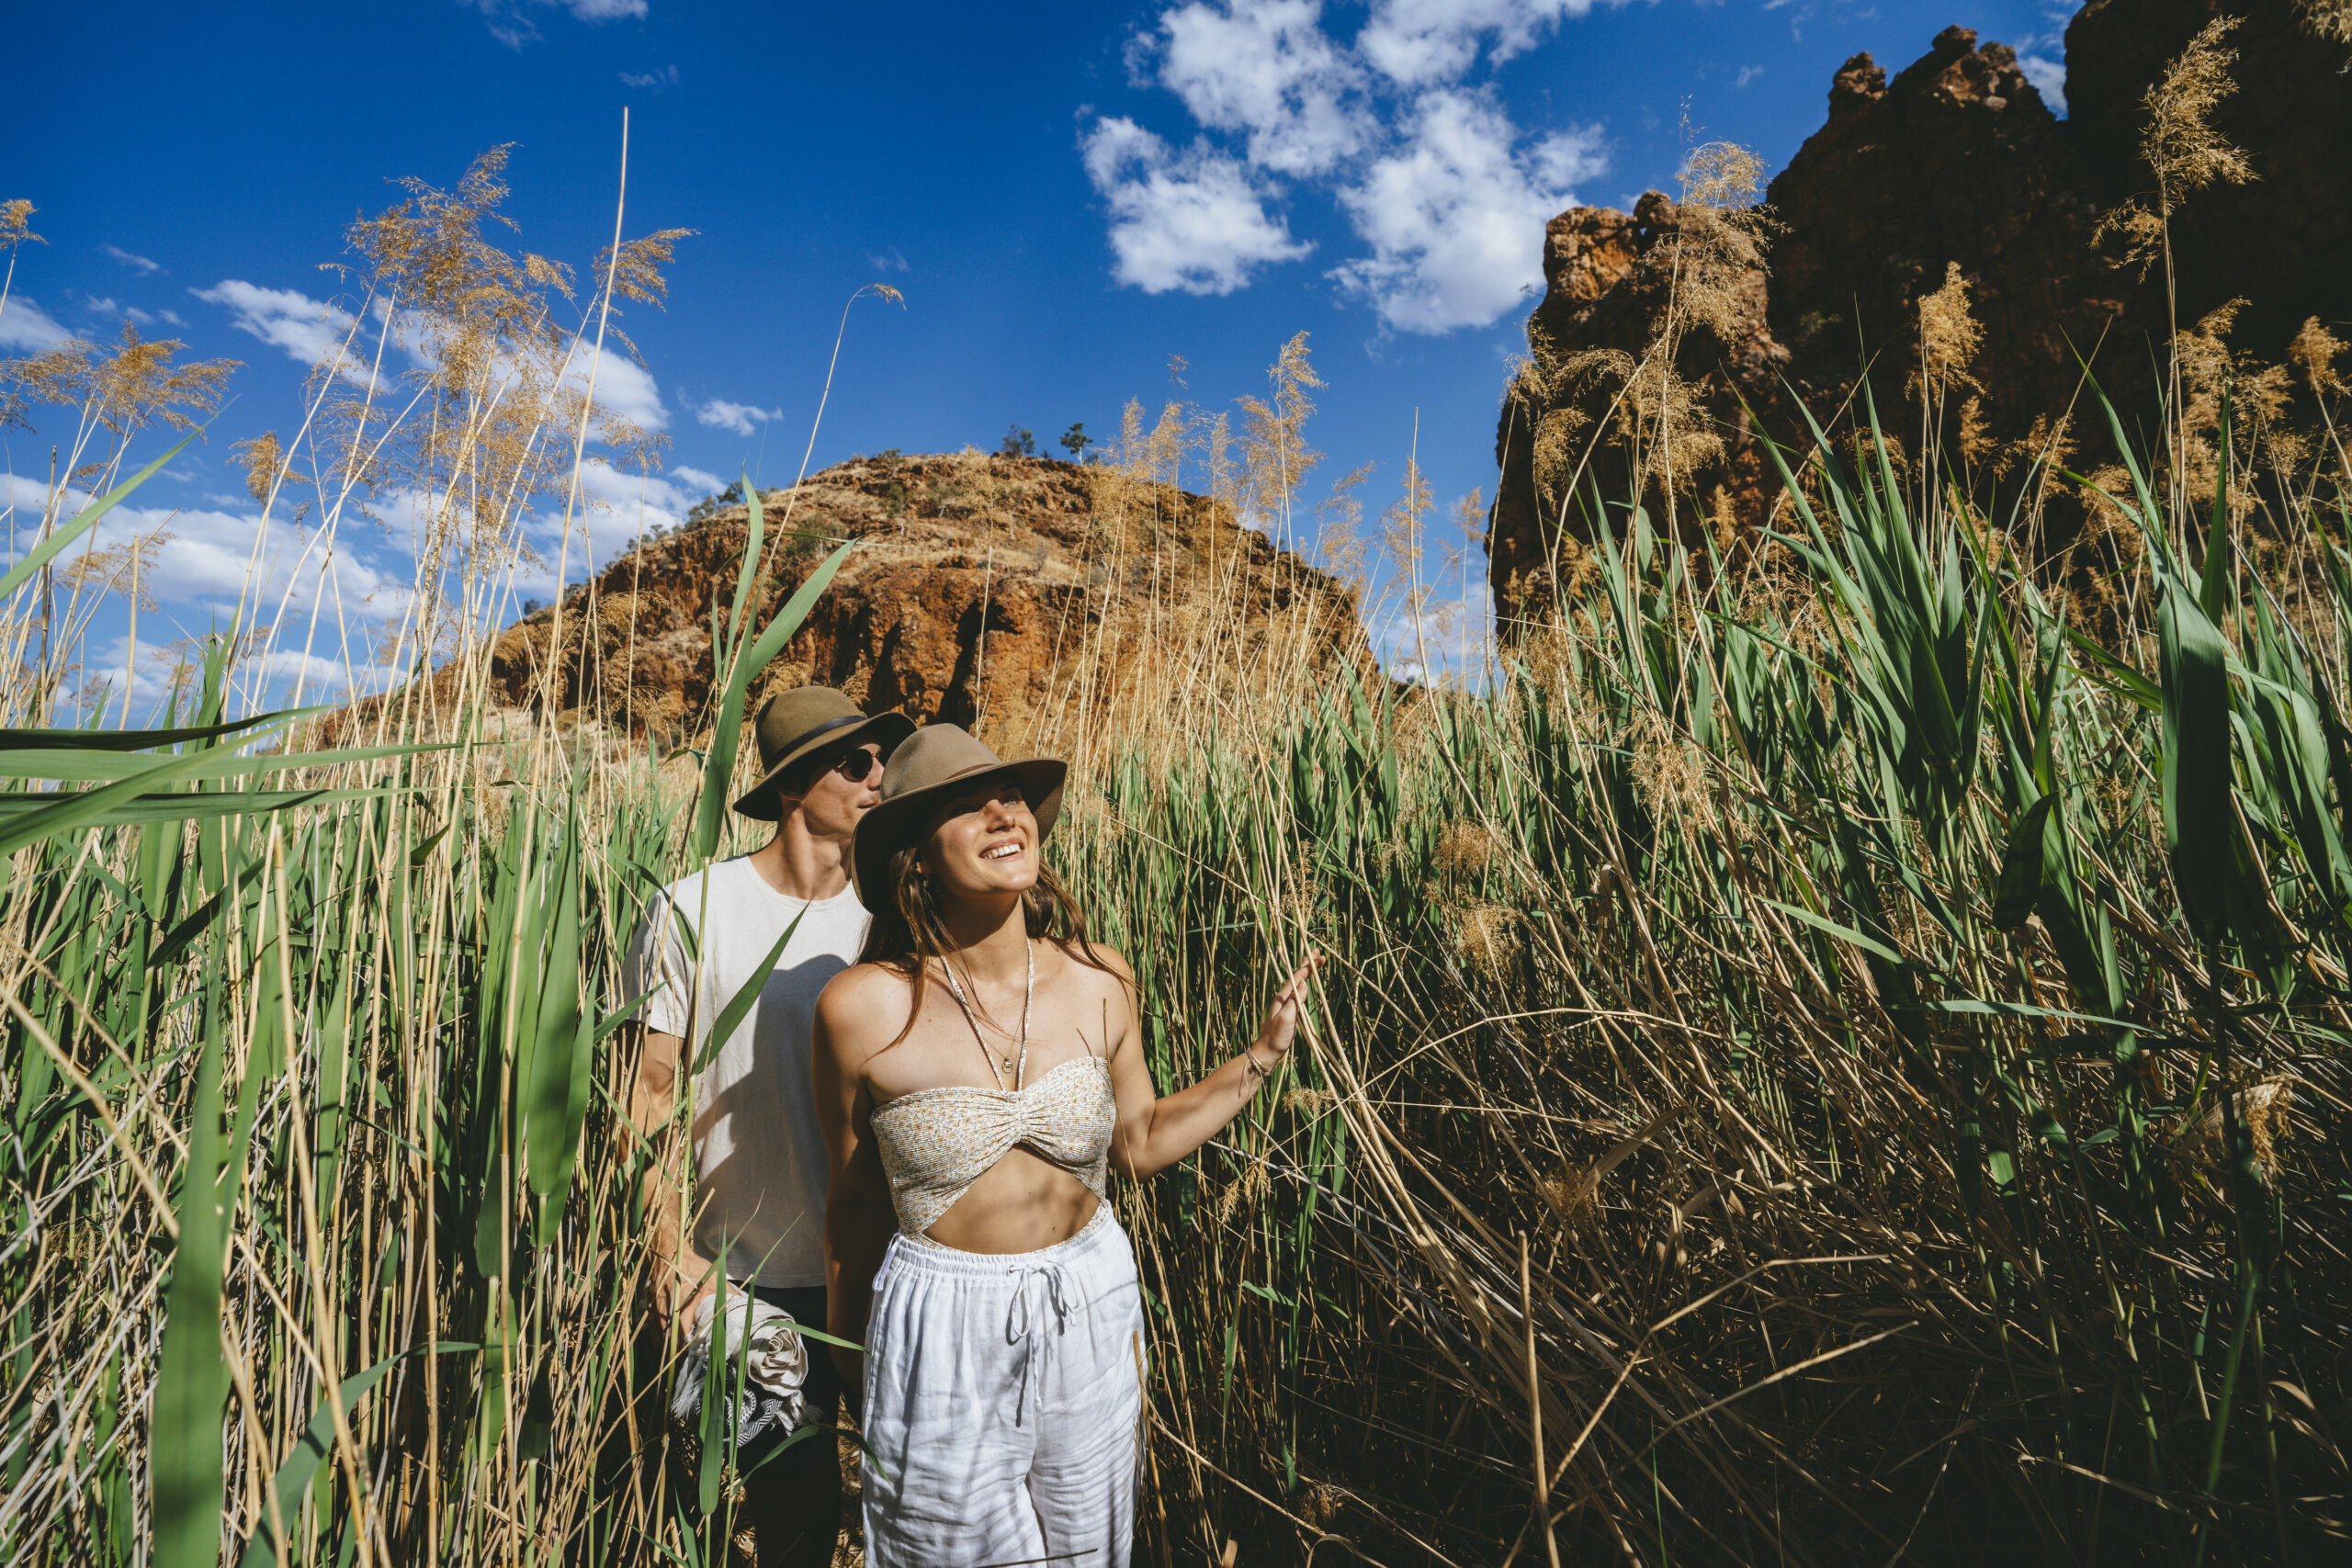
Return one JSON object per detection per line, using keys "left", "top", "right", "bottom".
{"left": 782, "top": 740, "right": 887, "bottom": 840}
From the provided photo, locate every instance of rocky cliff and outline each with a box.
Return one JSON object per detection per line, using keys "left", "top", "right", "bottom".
{"left": 1492, "top": 0, "right": 2352, "bottom": 636}
{"left": 483, "top": 451, "right": 1365, "bottom": 755}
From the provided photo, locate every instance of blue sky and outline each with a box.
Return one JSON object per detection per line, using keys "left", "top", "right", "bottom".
{"left": 3, "top": 0, "right": 2076, "bottom": 704}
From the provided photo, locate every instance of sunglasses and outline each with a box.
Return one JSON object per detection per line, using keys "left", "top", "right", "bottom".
{"left": 826, "top": 745, "right": 885, "bottom": 784}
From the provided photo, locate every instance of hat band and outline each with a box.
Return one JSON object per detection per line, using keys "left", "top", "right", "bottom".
{"left": 770, "top": 711, "right": 870, "bottom": 763}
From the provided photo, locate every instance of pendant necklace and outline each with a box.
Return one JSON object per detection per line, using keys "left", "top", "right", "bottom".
{"left": 943, "top": 940, "right": 1034, "bottom": 1090}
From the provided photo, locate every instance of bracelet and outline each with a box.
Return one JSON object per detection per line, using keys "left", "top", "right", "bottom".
{"left": 1243, "top": 1044, "right": 1275, "bottom": 1080}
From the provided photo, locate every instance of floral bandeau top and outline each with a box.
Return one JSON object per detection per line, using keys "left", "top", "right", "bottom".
{"left": 867, "top": 1055, "right": 1116, "bottom": 1238}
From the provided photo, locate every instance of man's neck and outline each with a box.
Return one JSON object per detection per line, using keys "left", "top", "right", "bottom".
{"left": 745, "top": 812, "right": 852, "bottom": 903}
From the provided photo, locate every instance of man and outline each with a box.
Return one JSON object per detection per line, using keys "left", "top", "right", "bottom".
{"left": 628, "top": 685, "right": 914, "bottom": 1567}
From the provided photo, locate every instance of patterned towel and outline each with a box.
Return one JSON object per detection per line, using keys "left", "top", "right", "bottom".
{"left": 669, "top": 1292, "right": 810, "bottom": 1447}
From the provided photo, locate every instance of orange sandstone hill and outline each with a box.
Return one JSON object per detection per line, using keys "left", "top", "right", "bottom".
{"left": 483, "top": 450, "right": 1367, "bottom": 756}
{"left": 1490, "top": 0, "right": 2352, "bottom": 637}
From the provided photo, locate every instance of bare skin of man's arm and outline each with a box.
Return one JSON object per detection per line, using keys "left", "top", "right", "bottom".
{"left": 630, "top": 1027, "right": 717, "bottom": 1329}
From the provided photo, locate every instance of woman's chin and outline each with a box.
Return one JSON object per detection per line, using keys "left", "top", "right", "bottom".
{"left": 945, "top": 863, "right": 1037, "bottom": 899}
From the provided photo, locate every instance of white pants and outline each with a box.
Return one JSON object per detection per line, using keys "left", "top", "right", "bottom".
{"left": 860, "top": 1207, "right": 1147, "bottom": 1568}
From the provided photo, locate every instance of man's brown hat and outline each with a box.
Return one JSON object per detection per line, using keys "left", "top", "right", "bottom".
{"left": 851, "top": 725, "right": 1067, "bottom": 908}
{"left": 732, "top": 687, "right": 916, "bottom": 821}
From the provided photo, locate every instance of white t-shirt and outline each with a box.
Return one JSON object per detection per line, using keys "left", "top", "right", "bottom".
{"left": 626, "top": 856, "right": 869, "bottom": 1290}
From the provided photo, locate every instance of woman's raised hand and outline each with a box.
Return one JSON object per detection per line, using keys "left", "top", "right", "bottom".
{"left": 1251, "top": 951, "right": 1325, "bottom": 1068}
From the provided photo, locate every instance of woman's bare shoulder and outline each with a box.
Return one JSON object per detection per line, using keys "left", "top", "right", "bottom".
{"left": 1051, "top": 936, "right": 1135, "bottom": 986}
{"left": 1048, "top": 941, "right": 1136, "bottom": 1054}
{"left": 816, "top": 962, "right": 913, "bottom": 1059}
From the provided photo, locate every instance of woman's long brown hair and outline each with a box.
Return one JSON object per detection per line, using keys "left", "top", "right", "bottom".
{"left": 856, "top": 823, "right": 1124, "bottom": 1050}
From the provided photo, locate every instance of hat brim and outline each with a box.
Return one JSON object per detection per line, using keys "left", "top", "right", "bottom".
{"left": 732, "top": 711, "right": 919, "bottom": 821}
{"left": 852, "top": 757, "right": 1069, "bottom": 909}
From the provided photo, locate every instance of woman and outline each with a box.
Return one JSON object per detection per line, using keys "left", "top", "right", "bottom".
{"left": 813, "top": 725, "right": 1318, "bottom": 1568}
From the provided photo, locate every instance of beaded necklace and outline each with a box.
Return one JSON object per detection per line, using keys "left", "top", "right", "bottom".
{"left": 941, "top": 940, "right": 1034, "bottom": 1089}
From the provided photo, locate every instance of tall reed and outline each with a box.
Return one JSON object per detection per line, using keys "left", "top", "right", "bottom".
{"left": 3, "top": 144, "right": 2347, "bottom": 1568}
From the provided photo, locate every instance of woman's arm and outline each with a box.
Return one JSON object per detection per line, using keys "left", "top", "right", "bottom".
{"left": 813, "top": 968, "right": 898, "bottom": 1389}
{"left": 1107, "top": 950, "right": 1322, "bottom": 1180}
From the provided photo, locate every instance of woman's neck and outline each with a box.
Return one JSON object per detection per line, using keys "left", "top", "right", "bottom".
{"left": 936, "top": 892, "right": 1029, "bottom": 983}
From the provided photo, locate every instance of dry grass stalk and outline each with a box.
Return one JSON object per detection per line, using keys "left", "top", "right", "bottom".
{"left": 2097, "top": 17, "right": 2256, "bottom": 283}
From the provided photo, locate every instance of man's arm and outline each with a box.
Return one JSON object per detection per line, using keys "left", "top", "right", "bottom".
{"left": 812, "top": 970, "right": 896, "bottom": 1390}
{"left": 630, "top": 1025, "right": 717, "bottom": 1330}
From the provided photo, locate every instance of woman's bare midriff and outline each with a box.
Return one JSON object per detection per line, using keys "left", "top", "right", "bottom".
{"left": 920, "top": 1145, "right": 1101, "bottom": 1254}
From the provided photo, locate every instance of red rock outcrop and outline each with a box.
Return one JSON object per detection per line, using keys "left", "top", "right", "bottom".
{"left": 482, "top": 452, "right": 1366, "bottom": 755}
{"left": 1492, "top": 0, "right": 2352, "bottom": 636}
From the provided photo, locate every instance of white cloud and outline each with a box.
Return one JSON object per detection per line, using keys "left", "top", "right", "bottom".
{"left": 1329, "top": 91, "right": 1604, "bottom": 333}
{"left": 470, "top": 0, "right": 649, "bottom": 48}
{"left": 1082, "top": 118, "right": 1312, "bottom": 295}
{"left": 192, "top": 279, "right": 368, "bottom": 378}
{"left": 0, "top": 474, "right": 417, "bottom": 647}
{"left": 388, "top": 298, "right": 668, "bottom": 430}
{"left": 1089, "top": 0, "right": 1629, "bottom": 331}
{"left": 2013, "top": 6, "right": 2081, "bottom": 115}
{"left": 573, "top": 456, "right": 702, "bottom": 524}
{"left": 1155, "top": 1, "right": 1370, "bottom": 176}
{"left": 506, "top": 459, "right": 712, "bottom": 591}
{"left": 2, "top": 470, "right": 69, "bottom": 519}
{"left": 1374, "top": 602, "right": 1495, "bottom": 685}
{"left": 101, "top": 243, "right": 160, "bottom": 276}
{"left": 1736, "top": 63, "right": 1764, "bottom": 88}
{"left": 867, "top": 247, "right": 910, "bottom": 273}
{"left": 1358, "top": 0, "right": 1603, "bottom": 87}
{"left": 4, "top": 444, "right": 727, "bottom": 711}
{"left": 2018, "top": 53, "right": 2066, "bottom": 113}
{"left": 0, "top": 294, "right": 75, "bottom": 353}
{"left": 694, "top": 397, "right": 782, "bottom": 437}
{"left": 620, "top": 63, "right": 680, "bottom": 88}
{"left": 198, "top": 278, "right": 668, "bottom": 430}
{"left": 562, "top": 339, "right": 667, "bottom": 433}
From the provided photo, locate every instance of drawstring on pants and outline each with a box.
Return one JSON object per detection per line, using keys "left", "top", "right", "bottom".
{"left": 1004, "top": 1260, "right": 1072, "bottom": 1426}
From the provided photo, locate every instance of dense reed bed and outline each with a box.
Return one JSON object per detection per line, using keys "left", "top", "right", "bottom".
{"left": 4, "top": 124, "right": 2349, "bottom": 1568}
{"left": 1106, "top": 408, "right": 2352, "bottom": 1564}
{"left": 6, "top": 386, "right": 2347, "bottom": 1566}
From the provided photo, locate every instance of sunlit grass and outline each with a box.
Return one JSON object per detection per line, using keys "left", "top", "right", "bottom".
{"left": 2, "top": 122, "right": 2348, "bottom": 1568}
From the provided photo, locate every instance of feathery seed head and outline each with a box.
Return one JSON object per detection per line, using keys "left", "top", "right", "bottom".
{"left": 233, "top": 431, "right": 284, "bottom": 503}
{"left": 2290, "top": 317, "right": 2347, "bottom": 397}
{"left": 0, "top": 199, "right": 42, "bottom": 253}
{"left": 1914, "top": 262, "right": 1983, "bottom": 398}
{"left": 2142, "top": 17, "right": 2255, "bottom": 203}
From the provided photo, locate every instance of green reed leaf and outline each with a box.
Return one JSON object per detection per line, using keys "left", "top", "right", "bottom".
{"left": 1991, "top": 795, "right": 2055, "bottom": 930}
{"left": 0, "top": 430, "right": 200, "bottom": 604}
{"left": 2159, "top": 581, "right": 2233, "bottom": 941}
{"left": 236, "top": 1343, "right": 481, "bottom": 1568}
{"left": 691, "top": 904, "right": 806, "bottom": 1076}
{"left": 691, "top": 538, "right": 857, "bottom": 864}
{"left": 526, "top": 816, "right": 582, "bottom": 1200}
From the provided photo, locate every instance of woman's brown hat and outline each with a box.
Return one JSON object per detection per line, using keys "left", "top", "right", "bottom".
{"left": 733, "top": 687, "right": 917, "bottom": 821}
{"left": 851, "top": 724, "right": 1067, "bottom": 909}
